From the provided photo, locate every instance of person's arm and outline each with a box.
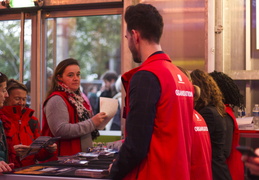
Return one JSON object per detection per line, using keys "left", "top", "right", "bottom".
{"left": 242, "top": 148, "right": 259, "bottom": 176}
{"left": 44, "top": 95, "right": 96, "bottom": 139}
{"left": 110, "top": 71, "right": 161, "bottom": 179}
{"left": 223, "top": 113, "right": 234, "bottom": 158}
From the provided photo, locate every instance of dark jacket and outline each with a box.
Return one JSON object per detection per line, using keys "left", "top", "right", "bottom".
{"left": 199, "top": 105, "right": 232, "bottom": 180}
{"left": 0, "top": 114, "right": 8, "bottom": 162}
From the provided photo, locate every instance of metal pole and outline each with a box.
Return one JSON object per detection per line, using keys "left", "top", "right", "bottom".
{"left": 19, "top": 12, "right": 25, "bottom": 82}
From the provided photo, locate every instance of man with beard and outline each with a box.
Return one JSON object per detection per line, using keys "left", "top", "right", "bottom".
{"left": 109, "top": 3, "right": 194, "bottom": 180}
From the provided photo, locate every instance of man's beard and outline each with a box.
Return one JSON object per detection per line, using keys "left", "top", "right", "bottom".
{"left": 130, "top": 45, "right": 141, "bottom": 63}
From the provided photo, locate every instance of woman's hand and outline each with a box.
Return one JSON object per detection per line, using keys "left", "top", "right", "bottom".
{"left": 242, "top": 148, "right": 259, "bottom": 176}
{"left": 91, "top": 112, "right": 107, "bottom": 128}
{"left": 45, "top": 143, "right": 57, "bottom": 153}
{"left": 108, "top": 159, "right": 116, "bottom": 173}
{"left": 13, "top": 144, "right": 30, "bottom": 157}
{"left": 0, "top": 161, "right": 13, "bottom": 173}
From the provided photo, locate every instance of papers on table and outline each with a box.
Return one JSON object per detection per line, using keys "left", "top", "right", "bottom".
{"left": 236, "top": 117, "right": 254, "bottom": 130}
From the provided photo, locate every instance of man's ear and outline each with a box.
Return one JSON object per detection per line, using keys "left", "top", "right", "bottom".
{"left": 131, "top": 29, "right": 140, "bottom": 43}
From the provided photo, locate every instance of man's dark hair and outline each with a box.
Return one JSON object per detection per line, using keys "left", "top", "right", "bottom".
{"left": 125, "top": 3, "right": 163, "bottom": 44}
{"left": 101, "top": 71, "right": 118, "bottom": 82}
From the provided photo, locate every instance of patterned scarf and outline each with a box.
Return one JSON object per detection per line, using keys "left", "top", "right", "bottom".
{"left": 57, "top": 82, "right": 91, "bottom": 121}
{"left": 56, "top": 82, "right": 99, "bottom": 139}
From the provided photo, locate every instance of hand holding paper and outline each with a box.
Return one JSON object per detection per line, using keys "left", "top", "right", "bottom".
{"left": 98, "top": 97, "right": 119, "bottom": 130}
{"left": 13, "top": 144, "right": 31, "bottom": 157}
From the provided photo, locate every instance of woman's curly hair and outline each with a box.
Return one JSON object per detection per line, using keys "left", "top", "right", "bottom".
{"left": 190, "top": 69, "right": 226, "bottom": 117}
{"left": 209, "top": 71, "right": 244, "bottom": 109}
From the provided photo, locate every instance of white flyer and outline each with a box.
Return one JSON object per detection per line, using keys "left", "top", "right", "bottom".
{"left": 98, "top": 97, "right": 118, "bottom": 130}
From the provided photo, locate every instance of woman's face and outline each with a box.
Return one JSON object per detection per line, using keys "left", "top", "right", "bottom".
{"left": 58, "top": 65, "right": 81, "bottom": 92}
{"left": 0, "top": 82, "right": 8, "bottom": 108}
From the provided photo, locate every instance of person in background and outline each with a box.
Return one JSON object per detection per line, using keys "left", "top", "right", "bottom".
{"left": 109, "top": 4, "right": 194, "bottom": 179}
{"left": 41, "top": 58, "right": 107, "bottom": 156}
{"left": 0, "top": 72, "right": 14, "bottom": 173}
{"left": 210, "top": 70, "right": 245, "bottom": 180}
{"left": 87, "top": 85, "right": 98, "bottom": 115}
{"left": 46, "top": 67, "right": 53, "bottom": 91}
{"left": 99, "top": 71, "right": 118, "bottom": 99}
{"left": 177, "top": 66, "right": 212, "bottom": 180}
{"left": 110, "top": 75, "right": 122, "bottom": 130}
{"left": 190, "top": 69, "right": 231, "bottom": 180}
{"left": 0, "top": 79, "right": 57, "bottom": 168}
{"left": 96, "top": 71, "right": 118, "bottom": 115}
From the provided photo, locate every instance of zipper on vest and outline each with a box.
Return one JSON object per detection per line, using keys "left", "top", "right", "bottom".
{"left": 18, "top": 119, "right": 22, "bottom": 143}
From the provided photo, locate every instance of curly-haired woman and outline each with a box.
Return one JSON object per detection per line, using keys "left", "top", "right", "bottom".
{"left": 190, "top": 69, "right": 231, "bottom": 180}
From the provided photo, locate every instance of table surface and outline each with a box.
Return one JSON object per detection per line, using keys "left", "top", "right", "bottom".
{"left": 1, "top": 174, "right": 111, "bottom": 180}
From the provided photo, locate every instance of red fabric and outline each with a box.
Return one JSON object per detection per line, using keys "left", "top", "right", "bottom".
{"left": 225, "top": 105, "right": 244, "bottom": 180}
{"left": 0, "top": 106, "right": 54, "bottom": 168}
{"left": 122, "top": 53, "right": 194, "bottom": 180}
{"left": 42, "top": 91, "right": 90, "bottom": 156}
{"left": 191, "top": 110, "right": 212, "bottom": 180}
{"left": 121, "top": 67, "right": 140, "bottom": 138}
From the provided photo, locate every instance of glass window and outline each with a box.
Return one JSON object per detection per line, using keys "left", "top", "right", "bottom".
{"left": 0, "top": 20, "right": 31, "bottom": 80}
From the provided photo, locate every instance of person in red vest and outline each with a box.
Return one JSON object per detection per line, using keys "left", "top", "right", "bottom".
{"left": 210, "top": 71, "right": 245, "bottom": 180}
{"left": 109, "top": 4, "right": 194, "bottom": 180}
{"left": 178, "top": 66, "right": 212, "bottom": 180}
{"left": 0, "top": 79, "right": 57, "bottom": 168}
{"left": 41, "top": 58, "right": 107, "bottom": 156}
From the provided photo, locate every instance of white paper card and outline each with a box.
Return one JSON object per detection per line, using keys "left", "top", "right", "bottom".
{"left": 236, "top": 117, "right": 253, "bottom": 125}
{"left": 98, "top": 97, "right": 118, "bottom": 130}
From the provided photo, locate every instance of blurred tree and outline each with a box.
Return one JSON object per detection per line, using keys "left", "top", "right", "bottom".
{"left": 0, "top": 20, "right": 31, "bottom": 81}
{"left": 72, "top": 15, "right": 121, "bottom": 79}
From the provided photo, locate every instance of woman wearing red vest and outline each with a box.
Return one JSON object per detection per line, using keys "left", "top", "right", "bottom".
{"left": 41, "top": 58, "right": 107, "bottom": 156}
{"left": 210, "top": 71, "right": 245, "bottom": 180}
{"left": 178, "top": 66, "right": 212, "bottom": 180}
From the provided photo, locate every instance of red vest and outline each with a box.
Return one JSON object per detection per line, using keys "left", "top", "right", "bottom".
{"left": 225, "top": 105, "right": 244, "bottom": 180}
{"left": 191, "top": 110, "right": 212, "bottom": 180}
{"left": 42, "top": 91, "right": 91, "bottom": 156}
{"left": 122, "top": 53, "right": 194, "bottom": 180}
{"left": 0, "top": 106, "right": 53, "bottom": 168}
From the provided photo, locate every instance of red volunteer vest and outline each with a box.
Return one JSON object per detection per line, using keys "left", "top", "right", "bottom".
{"left": 225, "top": 105, "right": 244, "bottom": 180}
{"left": 42, "top": 91, "right": 91, "bottom": 156}
{"left": 122, "top": 53, "right": 194, "bottom": 180}
{"left": 191, "top": 110, "right": 212, "bottom": 180}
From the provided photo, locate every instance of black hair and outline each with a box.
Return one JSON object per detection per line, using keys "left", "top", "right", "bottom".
{"left": 209, "top": 71, "right": 244, "bottom": 108}
{"left": 101, "top": 71, "right": 118, "bottom": 82}
{"left": 125, "top": 3, "right": 163, "bottom": 44}
{"left": 0, "top": 72, "right": 8, "bottom": 85}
